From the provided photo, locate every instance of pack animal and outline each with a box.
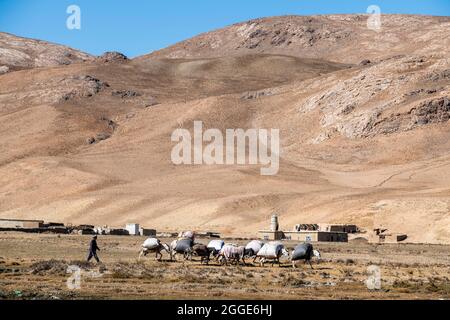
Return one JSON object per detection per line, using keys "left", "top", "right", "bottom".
{"left": 218, "top": 244, "right": 246, "bottom": 266}
{"left": 139, "top": 238, "right": 172, "bottom": 261}
{"left": 191, "top": 243, "right": 213, "bottom": 264}
{"left": 171, "top": 238, "right": 194, "bottom": 261}
{"left": 291, "top": 243, "right": 321, "bottom": 269}
{"left": 256, "top": 242, "right": 289, "bottom": 267}
{"left": 244, "top": 240, "right": 265, "bottom": 262}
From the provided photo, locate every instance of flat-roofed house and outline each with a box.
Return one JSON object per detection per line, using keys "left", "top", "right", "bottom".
{"left": 0, "top": 219, "right": 44, "bottom": 229}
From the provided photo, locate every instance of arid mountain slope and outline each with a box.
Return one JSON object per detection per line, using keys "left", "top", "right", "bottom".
{"left": 146, "top": 15, "right": 450, "bottom": 64}
{"left": 0, "top": 32, "right": 93, "bottom": 72}
{"left": 0, "top": 15, "right": 449, "bottom": 243}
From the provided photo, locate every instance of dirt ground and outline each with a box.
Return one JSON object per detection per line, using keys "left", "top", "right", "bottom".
{"left": 0, "top": 232, "right": 449, "bottom": 300}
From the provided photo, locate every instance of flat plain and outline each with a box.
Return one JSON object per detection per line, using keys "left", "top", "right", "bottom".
{"left": 0, "top": 233, "right": 449, "bottom": 300}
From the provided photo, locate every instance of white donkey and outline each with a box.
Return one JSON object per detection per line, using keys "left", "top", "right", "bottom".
{"left": 256, "top": 242, "right": 290, "bottom": 267}
{"left": 139, "top": 238, "right": 172, "bottom": 262}
{"left": 218, "top": 244, "right": 246, "bottom": 266}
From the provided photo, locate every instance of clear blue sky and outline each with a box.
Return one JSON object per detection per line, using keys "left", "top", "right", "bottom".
{"left": 0, "top": 0, "right": 449, "bottom": 57}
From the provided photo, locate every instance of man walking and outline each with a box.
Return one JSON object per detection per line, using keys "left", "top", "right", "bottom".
{"left": 87, "top": 235, "right": 101, "bottom": 263}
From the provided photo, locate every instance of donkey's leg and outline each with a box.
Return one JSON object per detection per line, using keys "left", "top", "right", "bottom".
{"left": 308, "top": 259, "right": 314, "bottom": 270}
{"left": 186, "top": 250, "right": 193, "bottom": 261}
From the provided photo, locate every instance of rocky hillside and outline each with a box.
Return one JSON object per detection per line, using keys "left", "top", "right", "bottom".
{"left": 146, "top": 15, "right": 450, "bottom": 64}
{"left": 0, "top": 32, "right": 93, "bottom": 73}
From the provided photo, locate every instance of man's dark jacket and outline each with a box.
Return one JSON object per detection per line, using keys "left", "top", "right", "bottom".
{"left": 89, "top": 239, "right": 100, "bottom": 253}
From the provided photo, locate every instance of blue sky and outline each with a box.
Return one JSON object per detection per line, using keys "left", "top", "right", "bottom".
{"left": 0, "top": 0, "right": 449, "bottom": 57}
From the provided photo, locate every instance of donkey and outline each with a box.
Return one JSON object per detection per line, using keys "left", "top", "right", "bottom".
{"left": 256, "top": 242, "right": 289, "bottom": 267}
{"left": 244, "top": 240, "right": 265, "bottom": 263}
{"left": 291, "top": 243, "right": 321, "bottom": 269}
{"left": 207, "top": 240, "right": 225, "bottom": 259}
{"left": 170, "top": 238, "right": 194, "bottom": 261}
{"left": 191, "top": 243, "right": 213, "bottom": 264}
{"left": 139, "top": 239, "right": 172, "bottom": 262}
{"left": 218, "top": 245, "right": 246, "bottom": 266}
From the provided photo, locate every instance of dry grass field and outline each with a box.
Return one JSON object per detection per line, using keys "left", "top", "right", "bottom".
{"left": 0, "top": 232, "right": 449, "bottom": 300}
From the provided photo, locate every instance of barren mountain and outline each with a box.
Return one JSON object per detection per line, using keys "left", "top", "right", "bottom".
{"left": 0, "top": 15, "right": 449, "bottom": 243}
{"left": 0, "top": 32, "right": 93, "bottom": 73}
{"left": 147, "top": 15, "right": 450, "bottom": 64}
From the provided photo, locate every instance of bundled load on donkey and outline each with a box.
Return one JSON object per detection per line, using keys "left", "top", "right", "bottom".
{"left": 207, "top": 239, "right": 224, "bottom": 256}
{"left": 139, "top": 238, "right": 172, "bottom": 261}
{"left": 143, "top": 238, "right": 160, "bottom": 250}
{"left": 175, "top": 238, "right": 194, "bottom": 252}
{"left": 218, "top": 244, "right": 246, "bottom": 266}
{"left": 291, "top": 243, "right": 313, "bottom": 261}
{"left": 179, "top": 231, "right": 195, "bottom": 240}
{"left": 256, "top": 241, "right": 289, "bottom": 267}
{"left": 244, "top": 240, "right": 265, "bottom": 257}
{"left": 291, "top": 243, "right": 321, "bottom": 269}
{"left": 257, "top": 241, "right": 284, "bottom": 258}
{"left": 171, "top": 234, "right": 195, "bottom": 260}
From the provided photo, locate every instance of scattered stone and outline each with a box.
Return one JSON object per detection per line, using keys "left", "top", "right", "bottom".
{"left": 248, "top": 29, "right": 269, "bottom": 39}
{"left": 404, "top": 89, "right": 425, "bottom": 97}
{"left": 95, "top": 133, "right": 111, "bottom": 142}
{"left": 241, "top": 90, "right": 273, "bottom": 100}
{"left": 100, "top": 116, "right": 118, "bottom": 131}
{"left": 404, "top": 88, "right": 442, "bottom": 97}
{"left": 411, "top": 97, "right": 450, "bottom": 125}
{"left": 424, "top": 69, "right": 450, "bottom": 81}
{"left": 0, "top": 65, "right": 9, "bottom": 74}
{"left": 112, "top": 90, "right": 141, "bottom": 98}
{"left": 61, "top": 75, "right": 109, "bottom": 101}
{"left": 360, "top": 59, "right": 371, "bottom": 66}
{"left": 368, "top": 97, "right": 450, "bottom": 136}
{"left": 340, "top": 103, "right": 356, "bottom": 115}
{"left": 144, "top": 97, "right": 160, "bottom": 107}
{"left": 271, "top": 30, "right": 289, "bottom": 46}
{"left": 86, "top": 132, "right": 112, "bottom": 145}
{"left": 96, "top": 52, "right": 129, "bottom": 63}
